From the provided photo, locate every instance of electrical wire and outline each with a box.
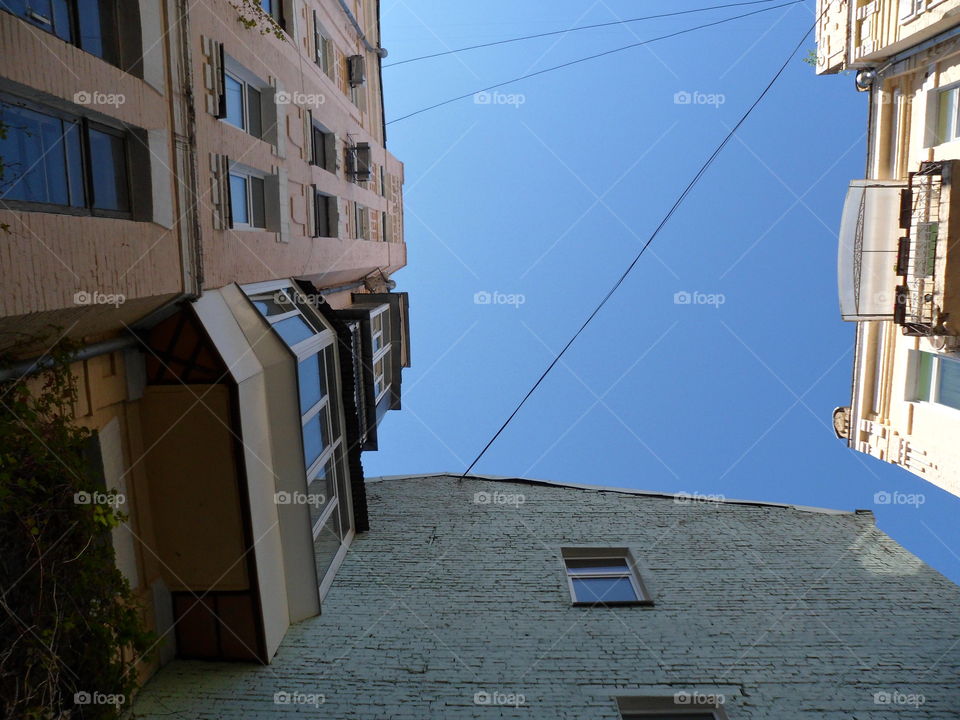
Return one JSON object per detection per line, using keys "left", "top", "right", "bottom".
{"left": 387, "top": 1, "right": 803, "bottom": 125}
{"left": 459, "top": 4, "right": 821, "bottom": 479}
{"left": 384, "top": 0, "right": 784, "bottom": 68}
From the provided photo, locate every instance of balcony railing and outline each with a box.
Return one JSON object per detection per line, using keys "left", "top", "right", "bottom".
{"left": 894, "top": 163, "right": 945, "bottom": 335}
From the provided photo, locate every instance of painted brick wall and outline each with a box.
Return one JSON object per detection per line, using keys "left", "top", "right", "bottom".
{"left": 132, "top": 474, "right": 960, "bottom": 718}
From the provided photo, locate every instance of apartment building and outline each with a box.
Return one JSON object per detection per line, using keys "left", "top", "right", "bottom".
{"left": 817, "top": 0, "right": 960, "bottom": 495}
{"left": 131, "top": 474, "right": 960, "bottom": 718}
{"left": 0, "top": 0, "right": 408, "bottom": 681}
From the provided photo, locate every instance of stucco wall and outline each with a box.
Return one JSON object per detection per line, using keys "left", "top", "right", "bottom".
{"left": 131, "top": 474, "right": 960, "bottom": 719}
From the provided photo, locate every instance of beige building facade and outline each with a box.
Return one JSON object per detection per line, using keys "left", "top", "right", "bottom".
{"left": 817, "top": 0, "right": 960, "bottom": 495}
{"left": 0, "top": 0, "right": 408, "bottom": 683}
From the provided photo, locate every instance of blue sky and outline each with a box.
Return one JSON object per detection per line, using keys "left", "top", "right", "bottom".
{"left": 368, "top": 0, "right": 960, "bottom": 585}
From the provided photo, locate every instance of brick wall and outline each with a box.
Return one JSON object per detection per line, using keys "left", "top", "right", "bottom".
{"left": 131, "top": 474, "right": 960, "bottom": 718}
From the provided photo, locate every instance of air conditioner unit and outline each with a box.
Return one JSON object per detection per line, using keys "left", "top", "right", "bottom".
{"left": 347, "top": 55, "right": 366, "bottom": 87}
{"left": 346, "top": 142, "right": 372, "bottom": 182}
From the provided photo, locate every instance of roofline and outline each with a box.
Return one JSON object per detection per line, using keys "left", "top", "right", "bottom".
{"left": 364, "top": 473, "right": 868, "bottom": 517}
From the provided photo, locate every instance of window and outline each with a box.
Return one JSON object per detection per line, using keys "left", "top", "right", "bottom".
{"left": 223, "top": 70, "right": 263, "bottom": 137}
{"left": 313, "top": 190, "right": 338, "bottom": 238}
{"left": 884, "top": 88, "right": 901, "bottom": 178}
{"left": 935, "top": 86, "right": 959, "bottom": 144}
{"left": 617, "top": 696, "right": 726, "bottom": 719}
{"left": 229, "top": 169, "right": 266, "bottom": 229}
{"left": 909, "top": 351, "right": 960, "bottom": 410}
{"left": 370, "top": 306, "right": 391, "bottom": 401}
{"left": 310, "top": 117, "right": 335, "bottom": 173}
{"left": 259, "top": 0, "right": 284, "bottom": 28}
{"left": 313, "top": 11, "right": 334, "bottom": 78}
{"left": 247, "top": 284, "right": 352, "bottom": 586}
{"left": 899, "top": 0, "right": 924, "bottom": 21}
{"left": 562, "top": 548, "right": 650, "bottom": 606}
{"left": 4, "top": 0, "right": 118, "bottom": 63}
{"left": 382, "top": 210, "right": 390, "bottom": 242}
{"left": 0, "top": 97, "right": 130, "bottom": 214}
{"left": 354, "top": 202, "right": 370, "bottom": 240}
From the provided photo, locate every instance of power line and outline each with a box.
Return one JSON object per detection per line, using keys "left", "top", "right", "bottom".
{"left": 386, "top": 1, "right": 803, "bottom": 125}
{"left": 384, "top": 0, "right": 783, "bottom": 68}
{"left": 459, "top": 4, "right": 820, "bottom": 479}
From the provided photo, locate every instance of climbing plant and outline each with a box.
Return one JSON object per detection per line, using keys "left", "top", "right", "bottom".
{"left": 0, "top": 344, "right": 153, "bottom": 719}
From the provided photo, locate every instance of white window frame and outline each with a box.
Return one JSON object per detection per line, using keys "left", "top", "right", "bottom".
{"left": 243, "top": 281, "right": 353, "bottom": 562}
{"left": 222, "top": 59, "right": 266, "bottom": 138}
{"left": 313, "top": 11, "right": 334, "bottom": 78}
{"left": 228, "top": 164, "right": 268, "bottom": 230}
{"left": 370, "top": 304, "right": 391, "bottom": 402}
{"left": 561, "top": 548, "right": 651, "bottom": 606}
{"left": 899, "top": 0, "right": 924, "bottom": 22}
{"left": 906, "top": 350, "right": 960, "bottom": 411}
{"left": 933, "top": 84, "right": 960, "bottom": 145}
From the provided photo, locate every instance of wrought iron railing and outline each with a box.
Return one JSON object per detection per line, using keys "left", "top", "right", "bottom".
{"left": 895, "top": 163, "right": 944, "bottom": 335}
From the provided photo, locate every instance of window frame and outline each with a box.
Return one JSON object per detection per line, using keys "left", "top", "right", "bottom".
{"left": 243, "top": 281, "right": 352, "bottom": 548}
{"left": 3, "top": 0, "right": 119, "bottom": 64}
{"left": 228, "top": 165, "right": 267, "bottom": 230}
{"left": 934, "top": 84, "right": 960, "bottom": 145}
{"left": 222, "top": 64, "right": 265, "bottom": 139}
{"left": 313, "top": 189, "right": 338, "bottom": 238}
{"left": 313, "top": 10, "right": 334, "bottom": 78}
{"left": 907, "top": 350, "right": 960, "bottom": 411}
{"left": 0, "top": 93, "right": 132, "bottom": 218}
{"left": 369, "top": 305, "right": 391, "bottom": 402}
{"left": 561, "top": 548, "right": 652, "bottom": 607}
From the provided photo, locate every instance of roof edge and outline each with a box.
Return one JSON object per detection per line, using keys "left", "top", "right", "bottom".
{"left": 363, "top": 472, "right": 864, "bottom": 517}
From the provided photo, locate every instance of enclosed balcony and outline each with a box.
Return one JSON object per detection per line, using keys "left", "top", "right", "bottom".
{"left": 837, "top": 179, "right": 903, "bottom": 322}
{"left": 838, "top": 162, "right": 960, "bottom": 335}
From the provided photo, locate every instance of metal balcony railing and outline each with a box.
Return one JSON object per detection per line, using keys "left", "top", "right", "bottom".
{"left": 895, "top": 163, "right": 944, "bottom": 335}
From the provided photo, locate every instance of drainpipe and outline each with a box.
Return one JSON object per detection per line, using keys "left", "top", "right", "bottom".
{"left": 336, "top": 0, "right": 387, "bottom": 56}
{"left": 0, "top": 335, "right": 140, "bottom": 382}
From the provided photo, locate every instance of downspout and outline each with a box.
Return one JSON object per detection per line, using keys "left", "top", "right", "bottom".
{"left": 0, "top": 336, "right": 139, "bottom": 382}
{"left": 336, "top": 0, "right": 386, "bottom": 56}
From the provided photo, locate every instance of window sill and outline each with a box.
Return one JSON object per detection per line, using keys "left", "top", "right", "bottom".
{"left": 572, "top": 599, "right": 655, "bottom": 608}
{"left": 0, "top": 200, "right": 133, "bottom": 221}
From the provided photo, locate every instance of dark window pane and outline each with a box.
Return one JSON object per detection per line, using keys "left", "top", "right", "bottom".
{"left": 312, "top": 125, "right": 325, "bottom": 166}
{"left": 273, "top": 315, "right": 314, "bottom": 346}
{"left": 250, "top": 291, "right": 293, "bottom": 317}
{"left": 88, "top": 128, "right": 128, "bottom": 211}
{"left": 297, "top": 354, "right": 326, "bottom": 413}
{"left": 63, "top": 122, "right": 85, "bottom": 207}
{"left": 572, "top": 577, "right": 638, "bottom": 603}
{"left": 224, "top": 75, "right": 244, "bottom": 129}
{"left": 0, "top": 104, "right": 75, "bottom": 206}
{"left": 76, "top": 0, "right": 108, "bottom": 59}
{"left": 315, "top": 193, "right": 329, "bottom": 236}
{"left": 51, "top": 0, "right": 71, "bottom": 41}
{"left": 566, "top": 558, "right": 630, "bottom": 574}
{"left": 307, "top": 459, "right": 335, "bottom": 528}
{"left": 302, "top": 412, "right": 329, "bottom": 468}
{"left": 246, "top": 86, "right": 262, "bottom": 138}
{"left": 229, "top": 173, "right": 248, "bottom": 225}
{"left": 250, "top": 175, "right": 265, "bottom": 228}
{"left": 260, "top": 0, "right": 273, "bottom": 14}
{"left": 313, "top": 510, "right": 341, "bottom": 580}
{"left": 323, "top": 346, "right": 339, "bottom": 439}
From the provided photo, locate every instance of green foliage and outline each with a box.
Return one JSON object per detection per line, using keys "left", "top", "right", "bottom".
{"left": 802, "top": 48, "right": 818, "bottom": 67}
{"left": 0, "top": 344, "right": 154, "bottom": 719}
{"left": 229, "top": 0, "right": 286, "bottom": 40}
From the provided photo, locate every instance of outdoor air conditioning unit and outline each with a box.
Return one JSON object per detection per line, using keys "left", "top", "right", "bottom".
{"left": 347, "top": 142, "right": 372, "bottom": 182}
{"left": 347, "top": 55, "right": 366, "bottom": 87}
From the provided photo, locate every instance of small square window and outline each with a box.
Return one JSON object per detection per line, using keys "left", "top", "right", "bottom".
{"left": 562, "top": 548, "right": 650, "bottom": 606}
